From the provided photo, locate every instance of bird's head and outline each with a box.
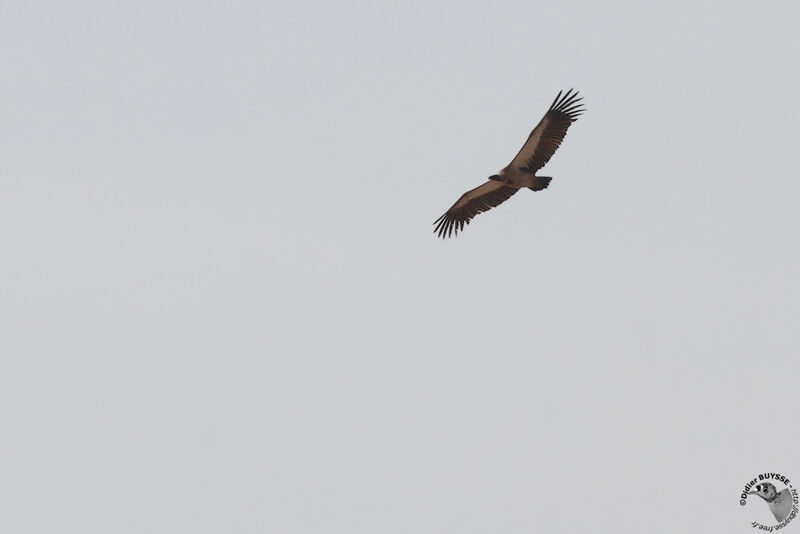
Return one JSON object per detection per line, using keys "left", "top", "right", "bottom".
{"left": 749, "top": 482, "right": 779, "bottom": 502}
{"left": 488, "top": 174, "right": 506, "bottom": 183}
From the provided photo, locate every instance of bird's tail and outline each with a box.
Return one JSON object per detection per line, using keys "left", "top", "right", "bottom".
{"left": 528, "top": 176, "right": 552, "bottom": 191}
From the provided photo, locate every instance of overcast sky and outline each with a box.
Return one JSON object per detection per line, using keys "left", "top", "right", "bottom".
{"left": 2, "top": 1, "right": 799, "bottom": 532}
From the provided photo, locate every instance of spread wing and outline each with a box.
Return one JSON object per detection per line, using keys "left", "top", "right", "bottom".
{"left": 433, "top": 181, "right": 519, "bottom": 238}
{"left": 508, "top": 89, "right": 584, "bottom": 173}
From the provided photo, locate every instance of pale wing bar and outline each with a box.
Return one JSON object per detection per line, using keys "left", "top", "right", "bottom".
{"left": 433, "top": 182, "right": 519, "bottom": 238}
{"left": 513, "top": 88, "right": 585, "bottom": 173}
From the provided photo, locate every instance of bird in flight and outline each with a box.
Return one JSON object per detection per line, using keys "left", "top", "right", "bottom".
{"left": 433, "top": 89, "right": 584, "bottom": 238}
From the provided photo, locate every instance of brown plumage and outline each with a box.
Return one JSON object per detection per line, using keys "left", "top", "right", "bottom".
{"left": 434, "top": 89, "right": 584, "bottom": 238}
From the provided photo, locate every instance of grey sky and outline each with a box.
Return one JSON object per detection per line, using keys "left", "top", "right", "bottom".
{"left": 1, "top": 1, "right": 798, "bottom": 532}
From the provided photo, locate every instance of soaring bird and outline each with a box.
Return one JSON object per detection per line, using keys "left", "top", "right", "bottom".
{"left": 433, "top": 89, "right": 584, "bottom": 238}
{"left": 749, "top": 482, "right": 794, "bottom": 522}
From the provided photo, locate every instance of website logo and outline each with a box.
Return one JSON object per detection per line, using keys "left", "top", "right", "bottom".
{"left": 740, "top": 473, "right": 798, "bottom": 530}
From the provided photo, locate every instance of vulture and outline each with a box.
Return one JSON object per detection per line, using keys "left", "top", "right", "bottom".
{"left": 749, "top": 482, "right": 794, "bottom": 523}
{"left": 433, "top": 89, "right": 584, "bottom": 238}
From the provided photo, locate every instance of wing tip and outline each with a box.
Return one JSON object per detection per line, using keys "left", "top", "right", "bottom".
{"left": 551, "top": 88, "right": 585, "bottom": 120}
{"left": 433, "top": 215, "right": 468, "bottom": 239}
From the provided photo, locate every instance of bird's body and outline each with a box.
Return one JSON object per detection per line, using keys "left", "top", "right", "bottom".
{"left": 434, "top": 89, "right": 584, "bottom": 238}
{"left": 496, "top": 167, "right": 552, "bottom": 190}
